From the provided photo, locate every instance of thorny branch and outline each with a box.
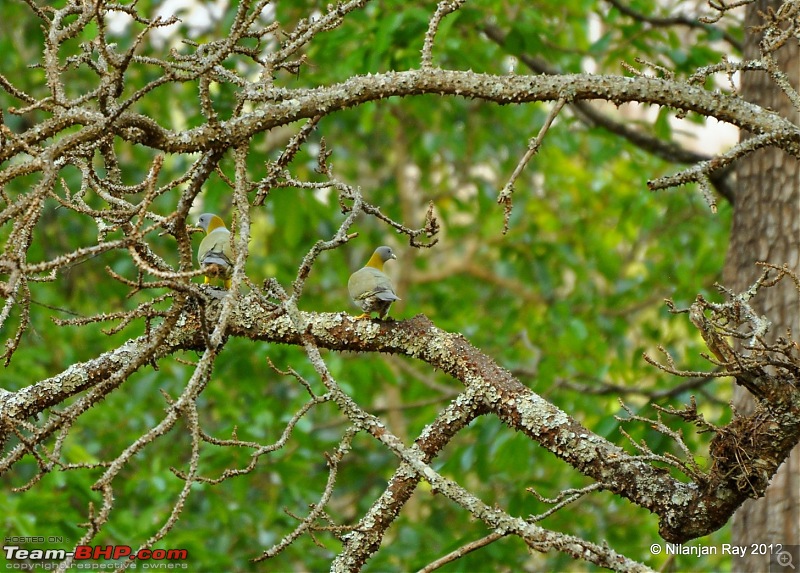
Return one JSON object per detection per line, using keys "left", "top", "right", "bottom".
{"left": 1, "top": 0, "right": 799, "bottom": 571}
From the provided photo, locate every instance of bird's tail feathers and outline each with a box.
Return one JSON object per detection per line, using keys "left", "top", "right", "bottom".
{"left": 202, "top": 252, "right": 232, "bottom": 267}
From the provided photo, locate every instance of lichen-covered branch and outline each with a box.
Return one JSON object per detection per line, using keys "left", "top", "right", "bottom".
{"left": 4, "top": 70, "right": 797, "bottom": 169}
{"left": 4, "top": 272, "right": 798, "bottom": 546}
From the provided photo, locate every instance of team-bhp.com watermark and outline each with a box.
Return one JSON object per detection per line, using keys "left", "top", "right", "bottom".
{"left": 649, "top": 543, "right": 799, "bottom": 571}
{"left": 4, "top": 538, "right": 189, "bottom": 570}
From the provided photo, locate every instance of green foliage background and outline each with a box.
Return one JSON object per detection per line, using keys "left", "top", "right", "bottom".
{"left": 0, "top": 0, "right": 739, "bottom": 571}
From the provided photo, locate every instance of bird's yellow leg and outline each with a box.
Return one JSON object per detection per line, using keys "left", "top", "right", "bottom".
{"left": 223, "top": 279, "right": 231, "bottom": 290}
{"left": 204, "top": 276, "right": 211, "bottom": 285}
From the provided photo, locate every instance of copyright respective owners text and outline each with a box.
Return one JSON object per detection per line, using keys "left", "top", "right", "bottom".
{"left": 649, "top": 543, "right": 799, "bottom": 571}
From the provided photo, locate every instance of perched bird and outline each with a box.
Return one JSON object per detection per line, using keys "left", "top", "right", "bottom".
{"left": 348, "top": 246, "right": 400, "bottom": 319}
{"left": 196, "top": 213, "right": 233, "bottom": 289}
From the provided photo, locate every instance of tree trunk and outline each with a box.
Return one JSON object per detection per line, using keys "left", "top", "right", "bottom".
{"left": 727, "top": 2, "right": 800, "bottom": 570}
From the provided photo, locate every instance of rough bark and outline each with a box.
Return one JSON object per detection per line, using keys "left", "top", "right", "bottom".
{"left": 727, "top": 1, "right": 800, "bottom": 570}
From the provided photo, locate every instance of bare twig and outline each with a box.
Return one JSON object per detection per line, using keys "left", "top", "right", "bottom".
{"left": 417, "top": 532, "right": 505, "bottom": 573}
{"left": 497, "top": 98, "right": 566, "bottom": 233}
{"left": 421, "top": 0, "right": 467, "bottom": 68}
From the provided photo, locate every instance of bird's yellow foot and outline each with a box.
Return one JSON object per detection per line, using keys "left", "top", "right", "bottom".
{"left": 353, "top": 313, "right": 371, "bottom": 319}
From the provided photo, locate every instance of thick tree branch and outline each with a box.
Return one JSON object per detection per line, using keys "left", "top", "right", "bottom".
{"left": 4, "top": 69, "right": 797, "bottom": 172}
{"left": 4, "top": 290, "right": 797, "bottom": 543}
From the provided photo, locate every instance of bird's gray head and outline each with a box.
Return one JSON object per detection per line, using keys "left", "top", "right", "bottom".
{"left": 375, "top": 246, "right": 396, "bottom": 262}
{"left": 197, "top": 213, "right": 224, "bottom": 233}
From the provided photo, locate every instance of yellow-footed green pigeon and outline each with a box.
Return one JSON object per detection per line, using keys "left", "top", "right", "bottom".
{"left": 348, "top": 246, "right": 400, "bottom": 319}
{"left": 196, "top": 213, "right": 233, "bottom": 289}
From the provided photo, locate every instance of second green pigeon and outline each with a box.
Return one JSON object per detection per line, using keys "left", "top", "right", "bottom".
{"left": 348, "top": 246, "right": 400, "bottom": 319}
{"left": 196, "top": 213, "right": 233, "bottom": 289}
